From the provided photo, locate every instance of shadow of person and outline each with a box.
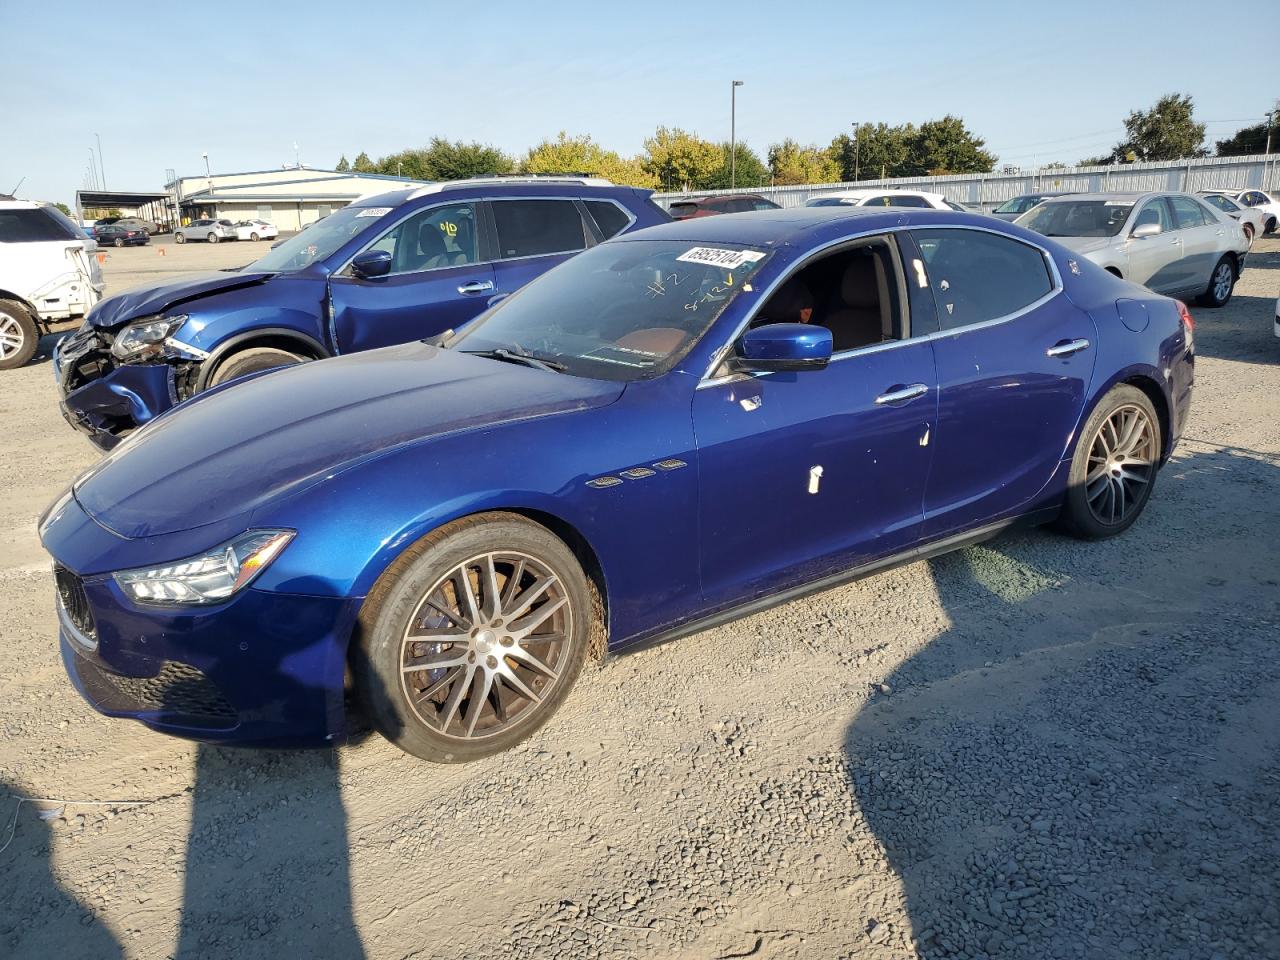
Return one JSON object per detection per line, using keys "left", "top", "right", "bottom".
{"left": 843, "top": 445, "right": 1280, "bottom": 959}
{"left": 0, "top": 778, "right": 124, "bottom": 959}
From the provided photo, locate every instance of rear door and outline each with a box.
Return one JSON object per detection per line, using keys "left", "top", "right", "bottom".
{"left": 1168, "top": 195, "right": 1220, "bottom": 293}
{"left": 328, "top": 200, "right": 495, "bottom": 353}
{"left": 909, "top": 227, "right": 1095, "bottom": 539}
{"left": 488, "top": 198, "right": 593, "bottom": 298}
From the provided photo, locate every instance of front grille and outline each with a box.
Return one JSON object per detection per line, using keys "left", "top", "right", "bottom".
{"left": 76, "top": 657, "right": 238, "bottom": 728}
{"left": 53, "top": 564, "right": 96, "bottom": 645}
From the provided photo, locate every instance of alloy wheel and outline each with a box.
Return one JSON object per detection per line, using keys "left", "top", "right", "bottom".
{"left": 1085, "top": 404, "right": 1156, "bottom": 526}
{"left": 399, "top": 551, "right": 572, "bottom": 741}
{"left": 1211, "top": 262, "right": 1233, "bottom": 303}
{"left": 0, "top": 313, "right": 25, "bottom": 361}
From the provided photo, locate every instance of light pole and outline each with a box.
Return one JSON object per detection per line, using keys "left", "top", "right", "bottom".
{"left": 851, "top": 122, "right": 861, "bottom": 183}
{"left": 87, "top": 148, "right": 98, "bottom": 190}
{"left": 95, "top": 132, "right": 106, "bottom": 190}
{"left": 730, "top": 80, "right": 744, "bottom": 189}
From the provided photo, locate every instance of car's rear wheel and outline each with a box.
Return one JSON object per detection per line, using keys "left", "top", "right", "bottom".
{"left": 205, "top": 346, "right": 305, "bottom": 388}
{"left": 1243, "top": 223, "right": 1255, "bottom": 244}
{"left": 113, "top": 237, "right": 125, "bottom": 248}
{"left": 0, "top": 299, "right": 39, "bottom": 370}
{"left": 175, "top": 232, "right": 186, "bottom": 244}
{"left": 353, "top": 513, "right": 593, "bottom": 763}
{"left": 207, "top": 232, "right": 219, "bottom": 244}
{"left": 1198, "top": 256, "right": 1235, "bottom": 308}
{"left": 1058, "top": 385, "right": 1160, "bottom": 540}
{"left": 1266, "top": 216, "right": 1277, "bottom": 235}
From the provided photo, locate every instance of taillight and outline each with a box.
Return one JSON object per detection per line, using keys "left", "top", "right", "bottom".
{"left": 1176, "top": 300, "right": 1194, "bottom": 351}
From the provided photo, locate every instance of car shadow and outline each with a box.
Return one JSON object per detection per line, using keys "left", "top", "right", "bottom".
{"left": 23, "top": 328, "right": 76, "bottom": 369}
{"left": 841, "top": 445, "right": 1280, "bottom": 958}
{"left": 1, "top": 778, "right": 124, "bottom": 958}
{"left": 1185, "top": 294, "right": 1276, "bottom": 364}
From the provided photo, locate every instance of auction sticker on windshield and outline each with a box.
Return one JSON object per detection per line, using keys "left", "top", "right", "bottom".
{"left": 676, "top": 247, "right": 766, "bottom": 269}
{"left": 356, "top": 207, "right": 393, "bottom": 218}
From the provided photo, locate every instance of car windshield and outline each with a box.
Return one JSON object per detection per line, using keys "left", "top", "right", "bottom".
{"left": 1202, "top": 195, "right": 1237, "bottom": 212}
{"left": 1018, "top": 200, "right": 1131, "bottom": 238}
{"left": 452, "top": 239, "right": 770, "bottom": 382}
{"left": 245, "top": 204, "right": 386, "bottom": 272}
{"left": 994, "top": 196, "right": 1038, "bottom": 214}
{"left": 805, "top": 197, "right": 855, "bottom": 207}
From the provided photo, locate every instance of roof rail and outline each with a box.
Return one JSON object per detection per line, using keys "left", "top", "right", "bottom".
{"left": 408, "top": 173, "right": 614, "bottom": 200}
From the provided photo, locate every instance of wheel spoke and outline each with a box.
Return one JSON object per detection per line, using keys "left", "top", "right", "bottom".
{"left": 506, "top": 574, "right": 557, "bottom": 622}
{"left": 1119, "top": 467, "right": 1149, "bottom": 484}
{"left": 463, "top": 669, "right": 494, "bottom": 738}
{"left": 499, "top": 558, "right": 526, "bottom": 609}
{"left": 413, "top": 664, "right": 462, "bottom": 702}
{"left": 511, "top": 595, "right": 567, "bottom": 638}
{"left": 480, "top": 554, "right": 502, "bottom": 620}
{"left": 451, "top": 565, "right": 481, "bottom": 627}
{"left": 420, "top": 596, "right": 469, "bottom": 630}
{"left": 402, "top": 647, "right": 470, "bottom": 673}
{"left": 507, "top": 642, "right": 560, "bottom": 680}
{"left": 1113, "top": 477, "right": 1126, "bottom": 520}
{"left": 499, "top": 668, "right": 543, "bottom": 705}
{"left": 438, "top": 663, "right": 475, "bottom": 732}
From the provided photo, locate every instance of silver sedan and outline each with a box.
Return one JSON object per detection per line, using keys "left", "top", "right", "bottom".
{"left": 174, "top": 218, "right": 238, "bottom": 244}
{"left": 1015, "top": 192, "right": 1249, "bottom": 307}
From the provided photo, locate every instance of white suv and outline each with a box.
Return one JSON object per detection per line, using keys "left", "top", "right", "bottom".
{"left": 0, "top": 199, "right": 103, "bottom": 369}
{"left": 804, "top": 188, "right": 971, "bottom": 211}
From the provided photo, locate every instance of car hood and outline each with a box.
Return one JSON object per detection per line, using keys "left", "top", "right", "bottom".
{"left": 1042, "top": 235, "right": 1115, "bottom": 257}
{"left": 72, "top": 342, "right": 624, "bottom": 539}
{"left": 85, "top": 270, "right": 275, "bottom": 329}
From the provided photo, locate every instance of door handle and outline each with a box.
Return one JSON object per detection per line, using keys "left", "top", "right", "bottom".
{"left": 1047, "top": 338, "right": 1090, "bottom": 358}
{"left": 457, "top": 280, "right": 495, "bottom": 295}
{"left": 874, "top": 383, "right": 928, "bottom": 405}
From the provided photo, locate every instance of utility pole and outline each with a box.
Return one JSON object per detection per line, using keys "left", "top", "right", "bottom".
{"left": 851, "top": 122, "right": 860, "bottom": 182}
{"left": 730, "top": 80, "right": 744, "bottom": 189}
{"left": 87, "top": 148, "right": 98, "bottom": 190}
{"left": 95, "top": 133, "right": 106, "bottom": 190}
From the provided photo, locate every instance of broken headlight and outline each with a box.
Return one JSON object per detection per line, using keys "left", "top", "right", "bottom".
{"left": 110, "top": 314, "right": 189, "bottom": 361}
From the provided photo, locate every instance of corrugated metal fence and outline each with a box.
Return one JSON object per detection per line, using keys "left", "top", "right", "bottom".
{"left": 653, "top": 153, "right": 1280, "bottom": 211}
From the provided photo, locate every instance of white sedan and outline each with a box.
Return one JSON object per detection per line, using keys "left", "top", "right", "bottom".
{"left": 1224, "top": 189, "right": 1279, "bottom": 234}
{"left": 804, "top": 188, "right": 970, "bottom": 211}
{"left": 233, "top": 219, "right": 279, "bottom": 241}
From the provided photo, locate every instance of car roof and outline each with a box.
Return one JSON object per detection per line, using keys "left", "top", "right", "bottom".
{"left": 612, "top": 205, "right": 950, "bottom": 246}
{"left": 1036, "top": 191, "right": 1161, "bottom": 203}
{"left": 353, "top": 176, "right": 641, "bottom": 210}
{"left": 0, "top": 199, "right": 41, "bottom": 210}
{"left": 817, "top": 188, "right": 943, "bottom": 201}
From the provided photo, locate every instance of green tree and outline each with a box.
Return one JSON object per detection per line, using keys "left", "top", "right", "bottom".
{"left": 1215, "top": 121, "right": 1275, "bottom": 157}
{"left": 767, "top": 139, "right": 840, "bottom": 185}
{"left": 909, "top": 116, "right": 996, "bottom": 175}
{"left": 1106, "top": 93, "right": 1206, "bottom": 162}
{"left": 831, "top": 123, "right": 915, "bottom": 181}
{"left": 641, "top": 127, "right": 723, "bottom": 192}
{"left": 335, "top": 155, "right": 351, "bottom": 172}
{"left": 522, "top": 132, "right": 657, "bottom": 188}
{"left": 702, "top": 142, "right": 770, "bottom": 189}
{"left": 351, "top": 151, "right": 377, "bottom": 173}
{"left": 54, "top": 202, "right": 72, "bottom": 216}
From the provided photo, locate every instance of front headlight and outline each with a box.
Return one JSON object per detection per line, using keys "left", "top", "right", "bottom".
{"left": 114, "top": 530, "right": 294, "bottom": 605}
{"left": 110, "top": 314, "right": 189, "bottom": 361}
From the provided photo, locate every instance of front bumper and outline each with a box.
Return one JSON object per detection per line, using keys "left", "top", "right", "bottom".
{"left": 54, "top": 326, "right": 180, "bottom": 450}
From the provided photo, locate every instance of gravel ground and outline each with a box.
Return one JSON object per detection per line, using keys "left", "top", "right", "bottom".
{"left": 1, "top": 239, "right": 1278, "bottom": 960}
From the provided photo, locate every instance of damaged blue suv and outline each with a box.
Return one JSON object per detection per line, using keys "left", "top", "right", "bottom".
{"left": 54, "top": 177, "right": 667, "bottom": 448}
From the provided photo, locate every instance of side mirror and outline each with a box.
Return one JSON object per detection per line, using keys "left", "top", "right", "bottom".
{"left": 1131, "top": 222, "right": 1162, "bottom": 240}
{"left": 351, "top": 249, "right": 393, "bottom": 279}
{"left": 736, "top": 323, "right": 832, "bottom": 372}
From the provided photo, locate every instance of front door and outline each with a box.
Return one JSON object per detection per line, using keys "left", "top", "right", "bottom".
{"left": 328, "top": 201, "right": 495, "bottom": 354}
{"left": 693, "top": 235, "right": 936, "bottom": 609}
{"left": 910, "top": 227, "right": 1096, "bottom": 539}
{"left": 1125, "top": 197, "right": 1183, "bottom": 293}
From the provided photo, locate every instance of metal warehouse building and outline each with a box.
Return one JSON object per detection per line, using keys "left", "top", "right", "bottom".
{"left": 167, "top": 167, "right": 428, "bottom": 231}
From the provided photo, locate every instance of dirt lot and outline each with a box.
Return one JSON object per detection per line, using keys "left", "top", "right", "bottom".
{"left": 2, "top": 239, "right": 1278, "bottom": 960}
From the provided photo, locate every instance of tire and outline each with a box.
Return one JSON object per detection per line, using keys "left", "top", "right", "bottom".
{"left": 0, "top": 299, "right": 39, "bottom": 370}
{"left": 1243, "top": 223, "right": 1254, "bottom": 244}
{"left": 175, "top": 232, "right": 186, "bottom": 244}
{"left": 113, "top": 237, "right": 125, "bottom": 248}
{"left": 1266, "top": 216, "right": 1277, "bottom": 235}
{"left": 1058, "top": 385, "right": 1161, "bottom": 540}
{"left": 205, "top": 346, "right": 305, "bottom": 388}
{"left": 353, "top": 513, "right": 594, "bottom": 763}
{"left": 250, "top": 232, "right": 260, "bottom": 241}
{"left": 207, "top": 232, "right": 219, "bottom": 244}
{"left": 1197, "top": 255, "right": 1235, "bottom": 308}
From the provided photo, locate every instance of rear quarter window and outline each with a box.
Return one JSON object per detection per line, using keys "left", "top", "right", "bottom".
{"left": 584, "top": 199, "right": 633, "bottom": 239}
{"left": 0, "top": 208, "right": 80, "bottom": 242}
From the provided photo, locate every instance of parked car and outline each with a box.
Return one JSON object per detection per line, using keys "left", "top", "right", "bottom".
{"left": 174, "top": 219, "right": 238, "bottom": 244}
{"left": 1198, "top": 191, "right": 1267, "bottom": 242}
{"left": 95, "top": 216, "right": 161, "bottom": 236}
{"left": 0, "top": 199, "right": 103, "bottom": 369}
{"left": 232, "top": 219, "right": 279, "bottom": 241}
{"left": 92, "top": 223, "right": 149, "bottom": 248}
{"left": 39, "top": 206, "right": 1194, "bottom": 761}
{"left": 667, "top": 194, "right": 781, "bottom": 220}
{"left": 1220, "top": 189, "right": 1279, "bottom": 234}
{"left": 54, "top": 177, "right": 669, "bottom": 448}
{"left": 804, "top": 189, "right": 968, "bottom": 211}
{"left": 1015, "top": 192, "right": 1248, "bottom": 307}
{"left": 989, "top": 191, "right": 1075, "bottom": 221}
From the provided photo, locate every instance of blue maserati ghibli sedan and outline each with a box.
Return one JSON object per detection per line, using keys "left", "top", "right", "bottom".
{"left": 40, "top": 207, "right": 1194, "bottom": 762}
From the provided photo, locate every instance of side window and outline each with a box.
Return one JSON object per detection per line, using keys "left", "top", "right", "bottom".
{"left": 583, "top": 200, "right": 631, "bottom": 239}
{"left": 1169, "top": 197, "right": 1207, "bottom": 229}
{"left": 368, "top": 202, "right": 478, "bottom": 275}
{"left": 751, "top": 236, "right": 906, "bottom": 353}
{"left": 753, "top": 199, "right": 778, "bottom": 211}
{"left": 865, "top": 195, "right": 896, "bottom": 207}
{"left": 1132, "top": 199, "right": 1173, "bottom": 233}
{"left": 1242, "top": 192, "right": 1263, "bottom": 207}
{"left": 491, "top": 199, "right": 587, "bottom": 259}
{"left": 913, "top": 228, "right": 1053, "bottom": 331}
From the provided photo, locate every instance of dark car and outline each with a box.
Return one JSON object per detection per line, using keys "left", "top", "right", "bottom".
{"left": 92, "top": 223, "right": 149, "bottom": 247}
{"left": 668, "top": 194, "right": 780, "bottom": 220}
{"left": 54, "top": 176, "right": 669, "bottom": 448}
{"left": 989, "top": 191, "right": 1075, "bottom": 221}
{"left": 40, "top": 207, "right": 1193, "bottom": 762}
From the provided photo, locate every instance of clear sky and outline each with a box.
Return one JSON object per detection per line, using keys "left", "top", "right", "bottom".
{"left": 2, "top": 0, "right": 1275, "bottom": 205}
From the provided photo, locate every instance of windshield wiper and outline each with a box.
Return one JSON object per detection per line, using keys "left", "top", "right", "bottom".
{"left": 463, "top": 347, "right": 565, "bottom": 373}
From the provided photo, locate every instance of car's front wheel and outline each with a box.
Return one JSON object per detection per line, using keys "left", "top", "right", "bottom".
{"left": 207, "top": 232, "right": 219, "bottom": 244}
{"left": 175, "top": 232, "right": 186, "bottom": 244}
{"left": 205, "top": 346, "right": 305, "bottom": 387}
{"left": 353, "top": 513, "right": 594, "bottom": 762}
{"left": 0, "top": 298, "right": 39, "bottom": 370}
{"left": 1059, "top": 384, "right": 1161, "bottom": 540}
{"left": 113, "top": 238, "right": 125, "bottom": 248}
{"left": 250, "top": 232, "right": 260, "bottom": 241}
{"left": 1198, "top": 255, "right": 1235, "bottom": 308}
